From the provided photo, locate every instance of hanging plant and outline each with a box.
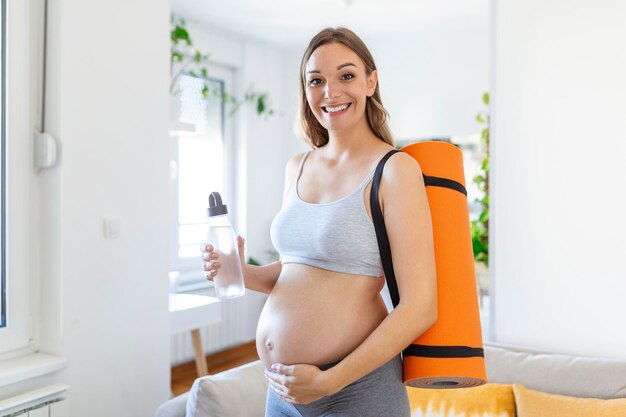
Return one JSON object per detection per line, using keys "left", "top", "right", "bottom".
{"left": 170, "top": 14, "right": 275, "bottom": 118}
{"left": 470, "top": 92, "right": 490, "bottom": 268}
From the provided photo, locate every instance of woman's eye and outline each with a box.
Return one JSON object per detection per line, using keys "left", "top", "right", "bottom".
{"left": 308, "top": 73, "right": 354, "bottom": 86}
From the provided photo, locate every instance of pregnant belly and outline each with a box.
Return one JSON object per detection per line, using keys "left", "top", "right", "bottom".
{"left": 255, "top": 263, "right": 389, "bottom": 370}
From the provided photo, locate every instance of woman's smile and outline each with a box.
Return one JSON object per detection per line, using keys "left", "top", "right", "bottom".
{"left": 323, "top": 102, "right": 352, "bottom": 117}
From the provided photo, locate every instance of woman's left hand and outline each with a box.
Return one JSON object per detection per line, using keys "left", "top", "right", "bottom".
{"left": 264, "top": 363, "right": 337, "bottom": 405}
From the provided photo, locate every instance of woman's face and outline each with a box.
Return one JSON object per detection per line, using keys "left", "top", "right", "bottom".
{"left": 304, "top": 42, "right": 377, "bottom": 133}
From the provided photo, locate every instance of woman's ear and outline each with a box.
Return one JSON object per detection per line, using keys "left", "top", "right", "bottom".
{"left": 367, "top": 69, "right": 378, "bottom": 97}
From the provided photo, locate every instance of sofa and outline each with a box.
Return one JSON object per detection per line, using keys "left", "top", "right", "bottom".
{"left": 155, "top": 341, "right": 626, "bottom": 417}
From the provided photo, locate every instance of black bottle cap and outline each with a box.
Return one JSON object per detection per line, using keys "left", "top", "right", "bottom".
{"left": 207, "top": 192, "right": 228, "bottom": 217}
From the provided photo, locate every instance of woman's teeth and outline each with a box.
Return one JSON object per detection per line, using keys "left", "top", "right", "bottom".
{"left": 324, "top": 103, "right": 350, "bottom": 113}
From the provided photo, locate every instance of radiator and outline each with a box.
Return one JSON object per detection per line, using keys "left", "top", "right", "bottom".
{"left": 0, "top": 384, "right": 69, "bottom": 417}
{"left": 170, "top": 288, "right": 266, "bottom": 366}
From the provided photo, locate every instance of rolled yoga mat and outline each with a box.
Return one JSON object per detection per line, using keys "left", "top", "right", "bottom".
{"left": 370, "top": 140, "right": 487, "bottom": 388}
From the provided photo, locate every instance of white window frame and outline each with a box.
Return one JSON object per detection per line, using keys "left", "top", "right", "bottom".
{"left": 0, "top": 0, "right": 40, "bottom": 358}
{"left": 169, "top": 63, "right": 238, "bottom": 292}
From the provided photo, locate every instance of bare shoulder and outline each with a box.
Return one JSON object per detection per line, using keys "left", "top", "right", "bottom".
{"left": 379, "top": 150, "right": 426, "bottom": 205}
{"left": 283, "top": 150, "right": 311, "bottom": 192}
{"left": 285, "top": 150, "right": 309, "bottom": 176}
{"left": 289, "top": 150, "right": 309, "bottom": 165}
{"left": 384, "top": 150, "right": 423, "bottom": 177}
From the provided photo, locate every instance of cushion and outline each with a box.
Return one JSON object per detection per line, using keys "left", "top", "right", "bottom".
{"left": 154, "top": 391, "right": 188, "bottom": 417}
{"left": 513, "top": 383, "right": 626, "bottom": 417}
{"left": 185, "top": 360, "right": 268, "bottom": 417}
{"left": 407, "top": 383, "right": 515, "bottom": 417}
{"left": 484, "top": 343, "right": 626, "bottom": 399}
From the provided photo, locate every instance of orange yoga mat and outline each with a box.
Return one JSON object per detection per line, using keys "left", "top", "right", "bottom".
{"left": 400, "top": 141, "right": 487, "bottom": 388}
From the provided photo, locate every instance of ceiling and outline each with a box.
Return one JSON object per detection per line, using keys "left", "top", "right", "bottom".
{"left": 170, "top": 0, "right": 490, "bottom": 50}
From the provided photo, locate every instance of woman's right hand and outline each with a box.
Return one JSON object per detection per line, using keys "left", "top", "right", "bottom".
{"left": 201, "top": 235, "right": 246, "bottom": 281}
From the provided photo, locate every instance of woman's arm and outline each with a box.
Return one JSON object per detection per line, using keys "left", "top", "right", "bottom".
{"left": 243, "top": 261, "right": 282, "bottom": 294}
{"left": 323, "top": 152, "right": 438, "bottom": 393}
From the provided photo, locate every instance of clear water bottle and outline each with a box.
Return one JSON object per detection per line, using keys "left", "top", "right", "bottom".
{"left": 206, "top": 191, "right": 245, "bottom": 300}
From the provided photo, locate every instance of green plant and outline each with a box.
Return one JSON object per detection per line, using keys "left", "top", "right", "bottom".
{"left": 247, "top": 248, "right": 279, "bottom": 266}
{"left": 470, "top": 92, "right": 490, "bottom": 267}
{"left": 170, "top": 15, "right": 274, "bottom": 118}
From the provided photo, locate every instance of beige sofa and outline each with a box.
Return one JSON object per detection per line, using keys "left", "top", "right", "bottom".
{"left": 155, "top": 341, "right": 626, "bottom": 417}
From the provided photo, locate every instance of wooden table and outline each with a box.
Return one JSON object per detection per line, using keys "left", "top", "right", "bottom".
{"left": 169, "top": 293, "right": 221, "bottom": 376}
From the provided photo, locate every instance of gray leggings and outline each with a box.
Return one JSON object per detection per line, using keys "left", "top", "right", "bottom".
{"left": 265, "top": 354, "right": 410, "bottom": 417}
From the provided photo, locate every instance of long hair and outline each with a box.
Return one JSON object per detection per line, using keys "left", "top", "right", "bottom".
{"left": 295, "top": 27, "right": 395, "bottom": 149}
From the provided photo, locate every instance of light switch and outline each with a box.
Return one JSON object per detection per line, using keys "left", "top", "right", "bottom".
{"left": 103, "top": 216, "right": 120, "bottom": 238}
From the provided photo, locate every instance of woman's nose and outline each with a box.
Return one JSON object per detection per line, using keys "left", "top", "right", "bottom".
{"left": 324, "top": 83, "right": 341, "bottom": 100}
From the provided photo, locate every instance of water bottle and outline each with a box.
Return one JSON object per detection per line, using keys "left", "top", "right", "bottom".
{"left": 206, "top": 191, "right": 245, "bottom": 300}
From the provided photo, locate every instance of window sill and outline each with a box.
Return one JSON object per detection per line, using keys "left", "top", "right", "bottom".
{"left": 0, "top": 353, "right": 68, "bottom": 388}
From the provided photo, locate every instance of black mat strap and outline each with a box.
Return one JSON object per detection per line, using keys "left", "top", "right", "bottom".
{"left": 423, "top": 175, "right": 467, "bottom": 196}
{"left": 371, "top": 150, "right": 402, "bottom": 307}
{"left": 403, "top": 344, "right": 485, "bottom": 358}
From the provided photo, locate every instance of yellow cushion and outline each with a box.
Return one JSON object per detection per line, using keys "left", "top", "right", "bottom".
{"left": 513, "top": 383, "right": 626, "bottom": 417}
{"left": 407, "top": 383, "right": 515, "bottom": 417}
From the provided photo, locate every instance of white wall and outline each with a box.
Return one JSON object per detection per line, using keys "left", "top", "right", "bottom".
{"left": 371, "top": 25, "right": 491, "bottom": 140}
{"left": 0, "top": 0, "right": 172, "bottom": 415}
{"left": 491, "top": 0, "right": 626, "bottom": 359}
{"left": 280, "top": 48, "right": 311, "bottom": 161}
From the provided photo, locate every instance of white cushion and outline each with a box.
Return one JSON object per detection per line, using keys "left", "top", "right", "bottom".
{"left": 185, "top": 360, "right": 268, "bottom": 417}
{"left": 484, "top": 343, "right": 626, "bottom": 399}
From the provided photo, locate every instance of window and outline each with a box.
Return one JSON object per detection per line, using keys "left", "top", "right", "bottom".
{"left": 0, "top": 0, "right": 38, "bottom": 356}
{"left": 169, "top": 64, "right": 237, "bottom": 292}
{"left": 0, "top": 0, "right": 6, "bottom": 331}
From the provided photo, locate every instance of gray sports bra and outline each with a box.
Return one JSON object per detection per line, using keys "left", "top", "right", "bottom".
{"left": 270, "top": 150, "right": 383, "bottom": 277}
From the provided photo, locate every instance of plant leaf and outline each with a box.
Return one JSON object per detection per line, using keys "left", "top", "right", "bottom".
{"left": 257, "top": 95, "right": 265, "bottom": 115}
{"left": 171, "top": 26, "right": 189, "bottom": 44}
{"left": 172, "top": 51, "right": 184, "bottom": 62}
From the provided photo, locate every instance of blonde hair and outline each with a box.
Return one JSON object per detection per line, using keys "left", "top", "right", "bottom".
{"left": 295, "top": 27, "right": 395, "bottom": 149}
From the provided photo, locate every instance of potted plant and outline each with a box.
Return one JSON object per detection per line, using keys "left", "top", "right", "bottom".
{"left": 471, "top": 92, "right": 490, "bottom": 309}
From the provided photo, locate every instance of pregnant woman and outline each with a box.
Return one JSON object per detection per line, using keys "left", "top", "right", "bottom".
{"left": 201, "top": 27, "right": 437, "bottom": 417}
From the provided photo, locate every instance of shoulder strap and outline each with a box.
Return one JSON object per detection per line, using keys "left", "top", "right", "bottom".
{"left": 371, "top": 149, "right": 428, "bottom": 309}
{"left": 296, "top": 150, "right": 311, "bottom": 179}
{"left": 370, "top": 150, "right": 401, "bottom": 308}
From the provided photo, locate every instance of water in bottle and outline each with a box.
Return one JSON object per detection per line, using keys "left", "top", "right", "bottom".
{"left": 206, "top": 192, "right": 245, "bottom": 300}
